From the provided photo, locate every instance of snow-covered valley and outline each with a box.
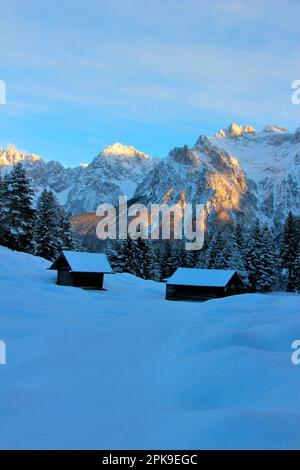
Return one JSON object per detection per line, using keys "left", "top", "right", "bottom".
{"left": 0, "top": 247, "right": 300, "bottom": 449}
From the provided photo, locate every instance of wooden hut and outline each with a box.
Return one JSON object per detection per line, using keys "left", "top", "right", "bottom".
{"left": 166, "top": 268, "right": 244, "bottom": 301}
{"left": 49, "top": 251, "right": 113, "bottom": 289}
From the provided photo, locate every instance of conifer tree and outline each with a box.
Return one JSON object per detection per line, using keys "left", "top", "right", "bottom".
{"left": 206, "top": 230, "right": 224, "bottom": 268}
{"left": 5, "top": 163, "right": 35, "bottom": 252}
{"left": 196, "top": 247, "right": 208, "bottom": 268}
{"left": 257, "top": 224, "right": 277, "bottom": 292}
{"left": 133, "top": 238, "right": 160, "bottom": 280}
{"left": 280, "top": 212, "right": 300, "bottom": 291}
{"left": 56, "top": 207, "right": 75, "bottom": 251}
{"left": 196, "top": 235, "right": 211, "bottom": 268}
{"left": 185, "top": 247, "right": 196, "bottom": 267}
{"left": 0, "top": 174, "right": 11, "bottom": 247}
{"left": 234, "top": 223, "right": 249, "bottom": 268}
{"left": 294, "top": 242, "right": 300, "bottom": 292}
{"left": 34, "top": 189, "right": 77, "bottom": 260}
{"left": 221, "top": 230, "right": 246, "bottom": 274}
{"left": 106, "top": 240, "right": 126, "bottom": 272}
{"left": 213, "top": 236, "right": 228, "bottom": 269}
{"left": 172, "top": 240, "right": 187, "bottom": 267}
{"left": 34, "top": 190, "right": 61, "bottom": 260}
{"left": 234, "top": 224, "right": 245, "bottom": 251}
{"left": 161, "top": 241, "right": 176, "bottom": 280}
{"left": 154, "top": 245, "right": 164, "bottom": 280}
{"left": 147, "top": 242, "right": 161, "bottom": 281}
{"left": 122, "top": 237, "right": 140, "bottom": 275}
{"left": 108, "top": 238, "right": 160, "bottom": 280}
{"left": 247, "top": 219, "right": 263, "bottom": 291}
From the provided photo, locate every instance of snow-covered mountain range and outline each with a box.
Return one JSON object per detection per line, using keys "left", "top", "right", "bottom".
{"left": 1, "top": 123, "right": 299, "bottom": 227}
{"left": 135, "top": 123, "right": 300, "bottom": 227}
{"left": 0, "top": 143, "right": 155, "bottom": 215}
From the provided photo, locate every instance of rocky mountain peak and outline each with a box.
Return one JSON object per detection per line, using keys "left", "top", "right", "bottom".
{"left": 215, "top": 123, "right": 256, "bottom": 139}
{"left": 168, "top": 145, "right": 199, "bottom": 165}
{"left": 0, "top": 145, "right": 41, "bottom": 167}
{"left": 263, "top": 125, "right": 288, "bottom": 133}
{"left": 100, "top": 143, "right": 151, "bottom": 160}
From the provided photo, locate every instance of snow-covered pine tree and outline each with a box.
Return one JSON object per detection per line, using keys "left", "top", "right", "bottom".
{"left": 147, "top": 242, "right": 161, "bottom": 281}
{"left": 107, "top": 240, "right": 127, "bottom": 272}
{"left": 5, "top": 163, "right": 35, "bottom": 253}
{"left": 56, "top": 206, "right": 75, "bottom": 251}
{"left": 0, "top": 174, "right": 11, "bottom": 247}
{"left": 257, "top": 224, "right": 277, "bottom": 292}
{"left": 133, "top": 238, "right": 160, "bottom": 280}
{"left": 108, "top": 238, "right": 160, "bottom": 280}
{"left": 153, "top": 244, "right": 163, "bottom": 280}
{"left": 196, "top": 247, "right": 208, "bottom": 268}
{"left": 184, "top": 243, "right": 197, "bottom": 267}
{"left": 234, "top": 223, "right": 249, "bottom": 269}
{"left": 294, "top": 242, "right": 300, "bottom": 292}
{"left": 122, "top": 237, "right": 140, "bottom": 276}
{"left": 193, "top": 248, "right": 203, "bottom": 267}
{"left": 221, "top": 229, "right": 246, "bottom": 275}
{"left": 34, "top": 189, "right": 79, "bottom": 260}
{"left": 34, "top": 190, "right": 61, "bottom": 260}
{"left": 247, "top": 219, "right": 263, "bottom": 292}
{"left": 234, "top": 224, "right": 245, "bottom": 252}
{"left": 70, "top": 230, "right": 85, "bottom": 252}
{"left": 172, "top": 240, "right": 187, "bottom": 267}
{"left": 213, "top": 229, "right": 230, "bottom": 270}
{"left": 206, "top": 230, "right": 224, "bottom": 268}
{"left": 280, "top": 212, "right": 300, "bottom": 292}
{"left": 195, "top": 235, "right": 211, "bottom": 268}
{"left": 160, "top": 241, "right": 177, "bottom": 280}
{"left": 128, "top": 238, "right": 144, "bottom": 278}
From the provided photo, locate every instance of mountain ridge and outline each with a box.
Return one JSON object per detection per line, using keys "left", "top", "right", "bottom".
{"left": 1, "top": 125, "right": 299, "bottom": 227}
{"left": 0, "top": 142, "right": 156, "bottom": 213}
{"left": 134, "top": 124, "right": 300, "bottom": 227}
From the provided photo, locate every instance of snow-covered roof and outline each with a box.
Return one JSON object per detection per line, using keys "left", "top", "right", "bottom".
{"left": 61, "top": 251, "right": 113, "bottom": 273}
{"left": 167, "top": 268, "right": 238, "bottom": 287}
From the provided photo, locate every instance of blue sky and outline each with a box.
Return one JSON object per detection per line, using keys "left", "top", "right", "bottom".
{"left": 0, "top": 0, "right": 300, "bottom": 166}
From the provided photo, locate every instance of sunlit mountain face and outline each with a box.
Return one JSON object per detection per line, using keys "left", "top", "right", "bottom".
{"left": 134, "top": 124, "right": 300, "bottom": 229}
{"left": 1, "top": 123, "right": 300, "bottom": 233}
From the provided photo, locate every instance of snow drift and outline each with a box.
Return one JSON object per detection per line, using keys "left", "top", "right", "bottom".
{"left": 0, "top": 246, "right": 300, "bottom": 449}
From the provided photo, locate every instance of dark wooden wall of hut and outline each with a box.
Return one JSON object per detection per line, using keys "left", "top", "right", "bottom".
{"left": 56, "top": 270, "right": 104, "bottom": 289}
{"left": 72, "top": 272, "right": 104, "bottom": 289}
{"left": 57, "top": 269, "right": 73, "bottom": 286}
{"left": 166, "top": 280, "right": 244, "bottom": 301}
{"left": 166, "top": 284, "right": 226, "bottom": 301}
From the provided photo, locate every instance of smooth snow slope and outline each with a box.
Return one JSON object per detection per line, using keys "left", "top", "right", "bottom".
{"left": 0, "top": 246, "right": 300, "bottom": 449}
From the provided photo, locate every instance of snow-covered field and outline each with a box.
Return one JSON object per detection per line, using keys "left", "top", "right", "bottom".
{"left": 0, "top": 246, "right": 300, "bottom": 449}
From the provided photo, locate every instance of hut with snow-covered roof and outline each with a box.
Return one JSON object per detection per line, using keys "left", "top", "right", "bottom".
{"left": 166, "top": 267, "right": 244, "bottom": 301}
{"left": 49, "top": 251, "right": 113, "bottom": 289}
